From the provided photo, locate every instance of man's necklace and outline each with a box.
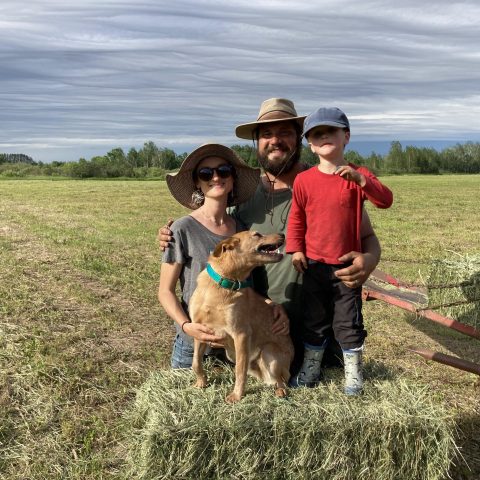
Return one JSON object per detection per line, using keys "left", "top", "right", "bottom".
{"left": 263, "top": 185, "right": 292, "bottom": 228}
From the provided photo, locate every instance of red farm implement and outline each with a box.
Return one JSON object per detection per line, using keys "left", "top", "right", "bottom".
{"left": 362, "top": 269, "right": 480, "bottom": 376}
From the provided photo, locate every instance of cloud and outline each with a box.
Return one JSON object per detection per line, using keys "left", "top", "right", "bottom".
{"left": 0, "top": 0, "right": 479, "bottom": 161}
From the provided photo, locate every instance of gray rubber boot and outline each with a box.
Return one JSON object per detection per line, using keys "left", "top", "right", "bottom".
{"left": 290, "top": 343, "right": 325, "bottom": 388}
{"left": 342, "top": 346, "right": 364, "bottom": 395}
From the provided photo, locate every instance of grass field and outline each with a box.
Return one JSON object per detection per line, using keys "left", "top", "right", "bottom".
{"left": 0, "top": 175, "right": 479, "bottom": 479}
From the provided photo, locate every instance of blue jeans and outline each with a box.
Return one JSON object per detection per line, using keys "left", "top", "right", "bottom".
{"left": 170, "top": 332, "right": 232, "bottom": 369}
{"left": 171, "top": 333, "right": 194, "bottom": 369}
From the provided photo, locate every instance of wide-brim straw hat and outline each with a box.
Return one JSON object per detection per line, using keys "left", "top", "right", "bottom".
{"left": 235, "top": 98, "right": 306, "bottom": 140}
{"left": 166, "top": 143, "right": 260, "bottom": 210}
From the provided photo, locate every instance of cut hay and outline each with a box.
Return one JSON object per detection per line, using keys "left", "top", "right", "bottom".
{"left": 125, "top": 364, "right": 457, "bottom": 480}
{"left": 427, "top": 253, "right": 480, "bottom": 329}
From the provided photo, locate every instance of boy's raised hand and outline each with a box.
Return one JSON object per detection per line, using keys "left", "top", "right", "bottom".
{"left": 334, "top": 165, "right": 366, "bottom": 187}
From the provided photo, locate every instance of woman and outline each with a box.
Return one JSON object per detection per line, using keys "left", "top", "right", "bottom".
{"left": 158, "top": 143, "right": 287, "bottom": 368}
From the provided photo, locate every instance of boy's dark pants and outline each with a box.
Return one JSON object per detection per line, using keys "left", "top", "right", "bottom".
{"left": 301, "top": 261, "right": 367, "bottom": 350}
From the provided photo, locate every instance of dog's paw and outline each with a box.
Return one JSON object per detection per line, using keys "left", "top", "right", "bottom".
{"left": 225, "top": 392, "right": 242, "bottom": 404}
{"left": 274, "top": 387, "right": 288, "bottom": 398}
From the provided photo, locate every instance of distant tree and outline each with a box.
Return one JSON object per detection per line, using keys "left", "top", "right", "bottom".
{"left": 441, "top": 142, "right": 480, "bottom": 173}
{"left": 230, "top": 144, "right": 257, "bottom": 167}
{"left": 159, "top": 148, "right": 178, "bottom": 169}
{"left": 176, "top": 152, "right": 188, "bottom": 167}
{"left": 364, "top": 152, "right": 383, "bottom": 173}
{"left": 404, "top": 146, "right": 440, "bottom": 174}
{"left": 106, "top": 147, "right": 126, "bottom": 164}
{"left": 384, "top": 141, "right": 404, "bottom": 173}
{"left": 62, "top": 158, "right": 95, "bottom": 178}
{"left": 127, "top": 148, "right": 139, "bottom": 168}
{"left": 90, "top": 156, "right": 109, "bottom": 177}
{"left": 344, "top": 150, "right": 365, "bottom": 166}
{"left": 140, "top": 141, "right": 160, "bottom": 168}
{"left": 300, "top": 145, "right": 317, "bottom": 166}
{"left": 0, "top": 153, "right": 35, "bottom": 164}
{"left": 105, "top": 147, "right": 133, "bottom": 176}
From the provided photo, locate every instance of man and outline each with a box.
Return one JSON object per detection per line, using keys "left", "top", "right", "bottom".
{"left": 233, "top": 98, "right": 380, "bottom": 370}
{"left": 159, "top": 98, "right": 380, "bottom": 372}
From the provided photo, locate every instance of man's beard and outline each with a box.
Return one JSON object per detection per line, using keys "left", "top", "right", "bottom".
{"left": 257, "top": 142, "right": 302, "bottom": 176}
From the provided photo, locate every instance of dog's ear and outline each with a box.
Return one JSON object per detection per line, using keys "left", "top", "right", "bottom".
{"left": 212, "top": 237, "right": 241, "bottom": 257}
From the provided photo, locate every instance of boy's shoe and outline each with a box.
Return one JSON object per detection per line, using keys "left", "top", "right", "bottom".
{"left": 342, "top": 346, "right": 364, "bottom": 395}
{"left": 289, "top": 343, "right": 325, "bottom": 388}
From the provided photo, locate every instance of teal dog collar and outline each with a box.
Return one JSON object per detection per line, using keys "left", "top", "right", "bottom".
{"left": 206, "top": 263, "right": 253, "bottom": 290}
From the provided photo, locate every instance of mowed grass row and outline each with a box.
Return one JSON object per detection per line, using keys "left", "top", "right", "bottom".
{"left": 0, "top": 176, "right": 479, "bottom": 479}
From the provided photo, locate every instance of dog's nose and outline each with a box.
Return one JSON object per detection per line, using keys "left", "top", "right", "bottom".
{"left": 278, "top": 233, "right": 285, "bottom": 239}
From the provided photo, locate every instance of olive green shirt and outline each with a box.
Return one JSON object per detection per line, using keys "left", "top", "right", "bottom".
{"left": 230, "top": 183, "right": 303, "bottom": 324}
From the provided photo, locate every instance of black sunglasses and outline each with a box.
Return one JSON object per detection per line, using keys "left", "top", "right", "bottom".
{"left": 196, "top": 164, "right": 235, "bottom": 182}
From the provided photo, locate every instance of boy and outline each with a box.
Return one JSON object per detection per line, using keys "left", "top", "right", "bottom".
{"left": 285, "top": 107, "right": 393, "bottom": 394}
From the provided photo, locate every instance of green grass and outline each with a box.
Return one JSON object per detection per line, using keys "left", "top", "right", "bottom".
{"left": 367, "top": 175, "right": 480, "bottom": 280}
{"left": 0, "top": 176, "right": 479, "bottom": 479}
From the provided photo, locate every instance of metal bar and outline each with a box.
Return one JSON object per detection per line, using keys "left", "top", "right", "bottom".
{"left": 370, "top": 269, "right": 426, "bottom": 293}
{"left": 409, "top": 347, "right": 480, "bottom": 376}
{"left": 418, "top": 298, "right": 478, "bottom": 310}
{"left": 363, "top": 281, "right": 427, "bottom": 305}
{"left": 416, "top": 309, "right": 480, "bottom": 340}
{"left": 362, "top": 286, "right": 480, "bottom": 340}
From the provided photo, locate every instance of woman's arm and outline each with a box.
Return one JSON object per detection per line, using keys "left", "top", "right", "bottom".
{"left": 158, "top": 262, "right": 190, "bottom": 327}
{"left": 158, "top": 262, "right": 225, "bottom": 343}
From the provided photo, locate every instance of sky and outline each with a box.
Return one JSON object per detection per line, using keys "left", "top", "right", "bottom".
{"left": 1, "top": 0, "right": 480, "bottom": 163}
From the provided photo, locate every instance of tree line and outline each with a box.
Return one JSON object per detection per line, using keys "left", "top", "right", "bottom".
{"left": 0, "top": 153, "right": 35, "bottom": 164}
{"left": 1, "top": 140, "right": 480, "bottom": 178}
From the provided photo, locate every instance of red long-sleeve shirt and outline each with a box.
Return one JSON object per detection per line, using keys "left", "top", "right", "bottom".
{"left": 286, "top": 164, "right": 393, "bottom": 264}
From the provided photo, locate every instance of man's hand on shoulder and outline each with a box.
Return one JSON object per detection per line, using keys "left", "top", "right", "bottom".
{"left": 158, "top": 218, "right": 174, "bottom": 252}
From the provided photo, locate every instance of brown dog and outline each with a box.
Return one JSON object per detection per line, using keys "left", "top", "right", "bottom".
{"left": 189, "top": 230, "right": 294, "bottom": 403}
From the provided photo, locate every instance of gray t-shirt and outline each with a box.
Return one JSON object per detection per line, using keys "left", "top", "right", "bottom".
{"left": 162, "top": 215, "right": 245, "bottom": 315}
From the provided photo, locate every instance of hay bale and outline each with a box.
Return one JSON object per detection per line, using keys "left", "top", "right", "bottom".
{"left": 427, "top": 254, "right": 480, "bottom": 328}
{"left": 125, "top": 365, "right": 456, "bottom": 480}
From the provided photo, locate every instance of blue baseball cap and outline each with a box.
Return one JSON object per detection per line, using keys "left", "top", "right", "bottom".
{"left": 302, "top": 107, "right": 350, "bottom": 138}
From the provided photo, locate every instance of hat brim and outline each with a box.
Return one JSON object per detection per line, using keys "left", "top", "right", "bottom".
{"left": 166, "top": 144, "right": 260, "bottom": 210}
{"left": 235, "top": 116, "right": 306, "bottom": 140}
{"left": 303, "top": 121, "right": 350, "bottom": 137}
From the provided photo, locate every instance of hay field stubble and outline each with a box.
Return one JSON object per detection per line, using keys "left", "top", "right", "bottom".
{"left": 0, "top": 175, "right": 479, "bottom": 479}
